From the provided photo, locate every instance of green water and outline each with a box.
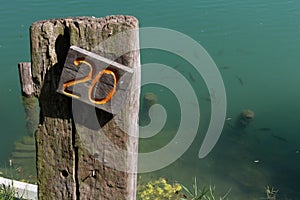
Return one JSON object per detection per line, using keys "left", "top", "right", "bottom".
{"left": 1, "top": 0, "right": 300, "bottom": 198}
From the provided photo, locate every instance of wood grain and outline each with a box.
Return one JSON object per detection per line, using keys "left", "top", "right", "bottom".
{"left": 57, "top": 46, "right": 133, "bottom": 114}
{"left": 31, "top": 16, "right": 140, "bottom": 200}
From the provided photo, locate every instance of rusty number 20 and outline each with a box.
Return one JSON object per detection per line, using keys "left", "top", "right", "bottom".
{"left": 62, "top": 58, "right": 117, "bottom": 104}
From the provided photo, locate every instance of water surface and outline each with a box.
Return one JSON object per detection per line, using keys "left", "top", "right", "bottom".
{"left": 0, "top": 0, "right": 299, "bottom": 198}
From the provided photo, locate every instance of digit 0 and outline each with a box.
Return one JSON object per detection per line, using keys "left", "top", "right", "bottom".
{"left": 88, "top": 69, "right": 117, "bottom": 105}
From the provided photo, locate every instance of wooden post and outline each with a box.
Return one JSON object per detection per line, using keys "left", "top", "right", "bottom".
{"left": 16, "top": 62, "right": 38, "bottom": 182}
{"left": 30, "top": 16, "right": 140, "bottom": 199}
{"left": 18, "top": 61, "right": 39, "bottom": 136}
{"left": 18, "top": 62, "right": 35, "bottom": 96}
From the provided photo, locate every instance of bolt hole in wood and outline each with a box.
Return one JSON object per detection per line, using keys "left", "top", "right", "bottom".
{"left": 61, "top": 169, "right": 69, "bottom": 178}
{"left": 93, "top": 153, "right": 99, "bottom": 159}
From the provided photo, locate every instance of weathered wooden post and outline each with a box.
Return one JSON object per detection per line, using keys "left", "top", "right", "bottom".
{"left": 139, "top": 92, "right": 157, "bottom": 126}
{"left": 16, "top": 62, "right": 38, "bottom": 183}
{"left": 18, "top": 62, "right": 39, "bottom": 136}
{"left": 30, "top": 16, "right": 140, "bottom": 199}
{"left": 18, "top": 62, "right": 35, "bottom": 97}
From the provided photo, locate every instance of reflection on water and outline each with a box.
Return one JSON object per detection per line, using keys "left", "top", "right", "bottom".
{"left": 22, "top": 96, "right": 39, "bottom": 137}
{"left": 0, "top": 96, "right": 38, "bottom": 183}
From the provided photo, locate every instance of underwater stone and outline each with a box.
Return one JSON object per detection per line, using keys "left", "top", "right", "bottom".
{"left": 140, "top": 92, "right": 157, "bottom": 126}
{"left": 238, "top": 109, "right": 254, "bottom": 127}
{"left": 143, "top": 92, "right": 157, "bottom": 107}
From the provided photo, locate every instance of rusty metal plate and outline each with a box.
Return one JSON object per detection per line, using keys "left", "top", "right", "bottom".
{"left": 57, "top": 46, "right": 133, "bottom": 114}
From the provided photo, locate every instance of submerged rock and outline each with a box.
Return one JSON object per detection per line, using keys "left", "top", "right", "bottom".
{"left": 140, "top": 92, "right": 158, "bottom": 126}
{"left": 238, "top": 109, "right": 254, "bottom": 128}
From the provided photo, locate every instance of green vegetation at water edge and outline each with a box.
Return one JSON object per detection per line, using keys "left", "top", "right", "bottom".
{"left": 137, "top": 177, "right": 230, "bottom": 200}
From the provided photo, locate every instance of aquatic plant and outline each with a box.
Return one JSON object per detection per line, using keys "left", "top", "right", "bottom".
{"left": 179, "top": 177, "right": 208, "bottom": 199}
{"left": 0, "top": 183, "right": 24, "bottom": 200}
{"left": 179, "top": 177, "right": 230, "bottom": 200}
{"left": 264, "top": 185, "right": 278, "bottom": 200}
{"left": 137, "top": 177, "right": 230, "bottom": 200}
